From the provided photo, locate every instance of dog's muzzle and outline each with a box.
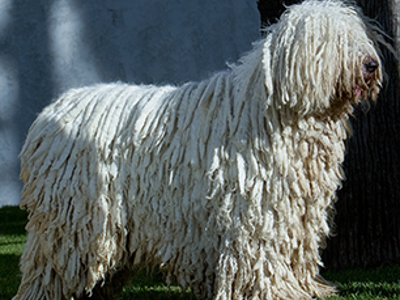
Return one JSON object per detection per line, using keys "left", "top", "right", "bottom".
{"left": 353, "top": 55, "right": 381, "bottom": 101}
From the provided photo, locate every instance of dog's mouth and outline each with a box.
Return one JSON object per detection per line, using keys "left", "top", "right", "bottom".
{"left": 355, "top": 84, "right": 362, "bottom": 98}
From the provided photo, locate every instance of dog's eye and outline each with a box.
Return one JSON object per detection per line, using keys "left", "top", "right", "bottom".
{"left": 364, "top": 60, "right": 378, "bottom": 73}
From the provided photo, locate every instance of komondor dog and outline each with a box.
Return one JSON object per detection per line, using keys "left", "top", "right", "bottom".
{"left": 14, "top": 1, "right": 383, "bottom": 299}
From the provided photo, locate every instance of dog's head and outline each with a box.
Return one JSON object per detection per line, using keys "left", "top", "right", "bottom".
{"left": 264, "top": 0, "right": 382, "bottom": 118}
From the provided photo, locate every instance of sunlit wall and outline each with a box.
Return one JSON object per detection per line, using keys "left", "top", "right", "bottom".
{"left": 0, "top": 0, "right": 260, "bottom": 207}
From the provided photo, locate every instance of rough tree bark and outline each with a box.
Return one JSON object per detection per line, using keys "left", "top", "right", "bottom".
{"left": 257, "top": 0, "right": 400, "bottom": 269}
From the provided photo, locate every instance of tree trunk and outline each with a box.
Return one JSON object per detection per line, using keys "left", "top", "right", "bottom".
{"left": 257, "top": 0, "right": 301, "bottom": 27}
{"left": 257, "top": 0, "right": 400, "bottom": 270}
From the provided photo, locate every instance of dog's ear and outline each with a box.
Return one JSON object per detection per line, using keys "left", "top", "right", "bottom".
{"left": 268, "top": 5, "right": 341, "bottom": 116}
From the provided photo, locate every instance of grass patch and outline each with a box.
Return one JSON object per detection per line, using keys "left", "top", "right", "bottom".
{"left": 122, "top": 269, "right": 193, "bottom": 300}
{"left": 123, "top": 283, "right": 192, "bottom": 300}
{"left": 1, "top": 205, "right": 399, "bottom": 300}
{"left": 0, "top": 206, "right": 28, "bottom": 300}
{"left": 322, "top": 266, "right": 400, "bottom": 300}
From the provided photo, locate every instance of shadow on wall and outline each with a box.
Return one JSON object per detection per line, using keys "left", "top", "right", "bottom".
{"left": 0, "top": 0, "right": 260, "bottom": 207}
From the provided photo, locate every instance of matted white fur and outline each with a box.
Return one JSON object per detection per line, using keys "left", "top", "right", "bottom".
{"left": 14, "top": 1, "right": 382, "bottom": 299}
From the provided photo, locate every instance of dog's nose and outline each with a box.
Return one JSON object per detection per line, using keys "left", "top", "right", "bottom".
{"left": 364, "top": 59, "right": 379, "bottom": 73}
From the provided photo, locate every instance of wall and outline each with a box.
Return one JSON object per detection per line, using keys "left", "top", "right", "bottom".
{"left": 0, "top": 0, "right": 260, "bottom": 207}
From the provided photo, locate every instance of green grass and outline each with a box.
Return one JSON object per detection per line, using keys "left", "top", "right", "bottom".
{"left": 322, "top": 267, "right": 400, "bottom": 300}
{"left": 0, "top": 206, "right": 28, "bottom": 300}
{"left": 1, "top": 206, "right": 399, "bottom": 300}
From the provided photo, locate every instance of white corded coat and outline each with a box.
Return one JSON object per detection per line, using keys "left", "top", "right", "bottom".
{"left": 14, "top": 1, "right": 382, "bottom": 299}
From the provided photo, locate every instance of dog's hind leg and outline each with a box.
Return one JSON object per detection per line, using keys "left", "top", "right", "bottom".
{"left": 78, "top": 266, "right": 133, "bottom": 300}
